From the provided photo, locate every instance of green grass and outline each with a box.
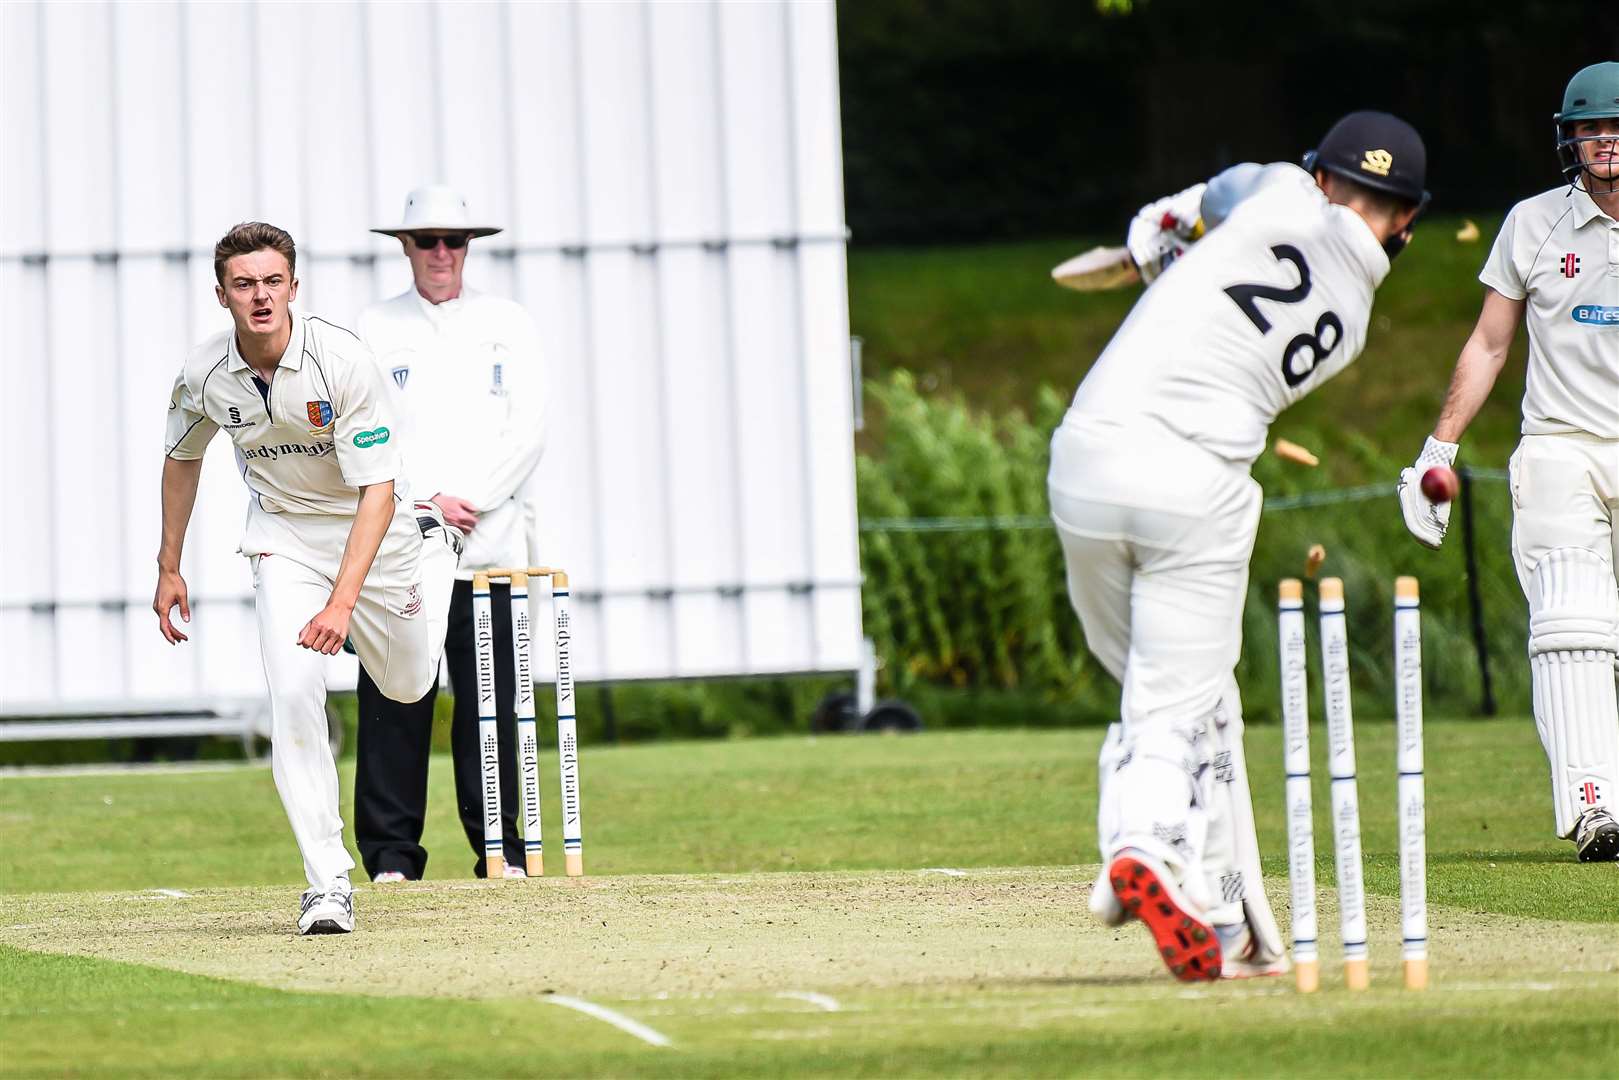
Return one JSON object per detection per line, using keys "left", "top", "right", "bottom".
{"left": 848, "top": 216, "right": 1531, "bottom": 474}
{"left": 3, "top": 722, "right": 1616, "bottom": 1077}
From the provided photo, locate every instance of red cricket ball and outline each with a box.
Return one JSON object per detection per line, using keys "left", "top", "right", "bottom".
{"left": 1420, "top": 465, "right": 1459, "bottom": 503}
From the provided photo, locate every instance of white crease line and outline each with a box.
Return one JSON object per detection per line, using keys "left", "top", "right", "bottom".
{"left": 920, "top": 868, "right": 967, "bottom": 877}
{"left": 151, "top": 889, "right": 192, "bottom": 899}
{"left": 778, "top": 990, "right": 841, "bottom": 1012}
{"left": 546, "top": 994, "right": 673, "bottom": 1047}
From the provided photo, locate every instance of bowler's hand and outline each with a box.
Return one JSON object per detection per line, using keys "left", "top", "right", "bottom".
{"left": 153, "top": 569, "right": 191, "bottom": 644}
{"left": 432, "top": 493, "right": 480, "bottom": 532}
{"left": 298, "top": 599, "right": 354, "bottom": 655}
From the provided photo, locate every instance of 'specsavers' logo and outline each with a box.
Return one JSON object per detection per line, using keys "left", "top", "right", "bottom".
{"left": 1571, "top": 305, "right": 1619, "bottom": 325}
{"left": 353, "top": 427, "right": 391, "bottom": 448}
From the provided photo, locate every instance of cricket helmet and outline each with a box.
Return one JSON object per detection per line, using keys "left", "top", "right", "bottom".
{"left": 1555, "top": 62, "right": 1619, "bottom": 189}
{"left": 1302, "top": 110, "right": 1430, "bottom": 210}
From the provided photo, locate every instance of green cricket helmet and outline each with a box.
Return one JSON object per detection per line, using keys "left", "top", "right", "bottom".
{"left": 1555, "top": 61, "right": 1619, "bottom": 188}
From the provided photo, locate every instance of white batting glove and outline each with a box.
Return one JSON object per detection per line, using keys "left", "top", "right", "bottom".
{"left": 1397, "top": 436, "right": 1459, "bottom": 549}
{"left": 1127, "top": 182, "right": 1207, "bottom": 284}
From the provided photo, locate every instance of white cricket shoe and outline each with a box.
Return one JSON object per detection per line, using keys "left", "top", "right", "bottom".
{"left": 502, "top": 864, "right": 528, "bottom": 879}
{"left": 1087, "top": 867, "right": 1127, "bottom": 926}
{"left": 1214, "top": 921, "right": 1289, "bottom": 979}
{"left": 371, "top": 871, "right": 408, "bottom": 884}
{"left": 298, "top": 887, "right": 355, "bottom": 935}
{"left": 1107, "top": 848, "right": 1222, "bottom": 982}
{"left": 1574, "top": 807, "right": 1619, "bottom": 862}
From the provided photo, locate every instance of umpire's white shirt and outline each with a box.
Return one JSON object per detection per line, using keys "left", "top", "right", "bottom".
{"left": 358, "top": 288, "right": 548, "bottom": 576}
{"left": 1480, "top": 185, "right": 1619, "bottom": 439}
{"left": 1063, "top": 163, "right": 1389, "bottom": 470}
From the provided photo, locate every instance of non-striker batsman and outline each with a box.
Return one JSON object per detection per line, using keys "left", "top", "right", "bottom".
{"left": 1397, "top": 62, "right": 1619, "bottom": 862}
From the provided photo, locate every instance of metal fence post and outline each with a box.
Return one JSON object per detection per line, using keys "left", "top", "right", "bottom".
{"left": 1458, "top": 467, "right": 1497, "bottom": 716}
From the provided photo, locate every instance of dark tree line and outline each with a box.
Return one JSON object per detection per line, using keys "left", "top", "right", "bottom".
{"left": 839, "top": 0, "right": 1619, "bottom": 243}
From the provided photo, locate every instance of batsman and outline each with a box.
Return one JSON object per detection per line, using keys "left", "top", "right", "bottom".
{"left": 1397, "top": 62, "right": 1619, "bottom": 862}
{"left": 1049, "top": 112, "right": 1430, "bottom": 980}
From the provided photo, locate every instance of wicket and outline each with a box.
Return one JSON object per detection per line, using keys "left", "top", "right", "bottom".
{"left": 472, "top": 567, "right": 584, "bottom": 880}
{"left": 1276, "top": 575, "right": 1427, "bottom": 992}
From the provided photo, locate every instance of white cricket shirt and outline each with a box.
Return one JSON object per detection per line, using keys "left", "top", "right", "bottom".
{"left": 358, "top": 287, "right": 548, "bottom": 574}
{"left": 1480, "top": 185, "right": 1619, "bottom": 439}
{"left": 165, "top": 310, "right": 405, "bottom": 514}
{"left": 1064, "top": 163, "right": 1390, "bottom": 466}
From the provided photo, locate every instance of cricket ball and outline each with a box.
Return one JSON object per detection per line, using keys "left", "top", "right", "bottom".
{"left": 1420, "top": 465, "right": 1459, "bottom": 504}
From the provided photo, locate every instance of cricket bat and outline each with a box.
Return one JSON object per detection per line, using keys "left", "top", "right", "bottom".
{"left": 1051, "top": 245, "right": 1139, "bottom": 292}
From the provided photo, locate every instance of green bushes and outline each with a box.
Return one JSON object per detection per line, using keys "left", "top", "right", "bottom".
{"left": 857, "top": 371, "right": 1530, "bottom": 724}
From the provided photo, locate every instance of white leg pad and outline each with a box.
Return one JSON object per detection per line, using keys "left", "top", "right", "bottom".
{"left": 1527, "top": 548, "right": 1619, "bottom": 838}
{"left": 1107, "top": 715, "right": 1214, "bottom": 913}
{"left": 1200, "top": 683, "right": 1285, "bottom": 958}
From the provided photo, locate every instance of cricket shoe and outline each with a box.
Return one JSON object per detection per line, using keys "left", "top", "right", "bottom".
{"left": 371, "top": 871, "right": 408, "bottom": 884}
{"left": 414, "top": 501, "right": 465, "bottom": 559}
{"left": 502, "top": 864, "right": 528, "bottom": 879}
{"left": 1107, "top": 849, "right": 1221, "bottom": 982}
{"left": 298, "top": 886, "right": 355, "bottom": 935}
{"left": 1214, "top": 921, "right": 1288, "bottom": 979}
{"left": 1087, "top": 867, "right": 1127, "bottom": 927}
{"left": 1574, "top": 807, "right": 1619, "bottom": 862}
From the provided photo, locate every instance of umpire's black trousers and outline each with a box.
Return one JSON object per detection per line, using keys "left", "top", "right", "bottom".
{"left": 354, "top": 578, "right": 527, "bottom": 879}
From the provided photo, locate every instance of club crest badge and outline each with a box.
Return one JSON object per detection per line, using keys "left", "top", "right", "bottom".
{"left": 306, "top": 400, "right": 333, "bottom": 428}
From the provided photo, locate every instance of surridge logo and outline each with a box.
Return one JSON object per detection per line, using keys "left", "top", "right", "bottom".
{"left": 1360, "top": 149, "right": 1393, "bottom": 177}
{"left": 353, "top": 426, "right": 391, "bottom": 448}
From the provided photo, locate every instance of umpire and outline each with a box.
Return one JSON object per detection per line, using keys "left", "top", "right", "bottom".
{"left": 354, "top": 185, "right": 550, "bottom": 879}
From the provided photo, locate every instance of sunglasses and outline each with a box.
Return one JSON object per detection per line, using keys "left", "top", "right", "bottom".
{"left": 409, "top": 232, "right": 469, "bottom": 250}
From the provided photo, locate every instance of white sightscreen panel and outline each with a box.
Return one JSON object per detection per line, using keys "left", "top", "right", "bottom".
{"left": 41, "top": 1, "right": 116, "bottom": 254}
{"left": 436, "top": 0, "right": 515, "bottom": 232}
{"left": 0, "top": 263, "right": 54, "bottom": 701}
{"left": 182, "top": 1, "right": 257, "bottom": 251}
{"left": 0, "top": 1, "right": 45, "bottom": 257}
{"left": 658, "top": 248, "right": 746, "bottom": 675}
{"left": 365, "top": 0, "right": 440, "bottom": 257}
{"left": 647, "top": 2, "right": 725, "bottom": 241}
{"left": 505, "top": 1, "right": 583, "bottom": 245}
{"left": 717, "top": 3, "right": 795, "bottom": 238}
{"left": 787, "top": 0, "right": 846, "bottom": 236}
{"left": 1, "top": 0, "right": 859, "bottom": 712}
{"left": 255, "top": 2, "right": 310, "bottom": 240}
{"left": 581, "top": 252, "right": 672, "bottom": 679}
{"left": 112, "top": 4, "right": 187, "bottom": 251}
{"left": 799, "top": 244, "right": 863, "bottom": 670}
{"left": 302, "top": 3, "right": 370, "bottom": 251}
{"left": 575, "top": 2, "right": 655, "bottom": 245}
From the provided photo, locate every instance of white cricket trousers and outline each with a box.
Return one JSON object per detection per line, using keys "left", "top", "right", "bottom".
{"left": 1048, "top": 418, "right": 1261, "bottom": 892}
{"left": 244, "top": 504, "right": 455, "bottom": 892}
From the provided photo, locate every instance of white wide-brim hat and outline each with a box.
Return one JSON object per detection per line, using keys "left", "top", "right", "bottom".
{"left": 371, "top": 185, "right": 503, "bottom": 238}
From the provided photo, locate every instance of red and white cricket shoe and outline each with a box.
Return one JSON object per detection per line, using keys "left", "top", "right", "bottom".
{"left": 1107, "top": 848, "right": 1221, "bottom": 982}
